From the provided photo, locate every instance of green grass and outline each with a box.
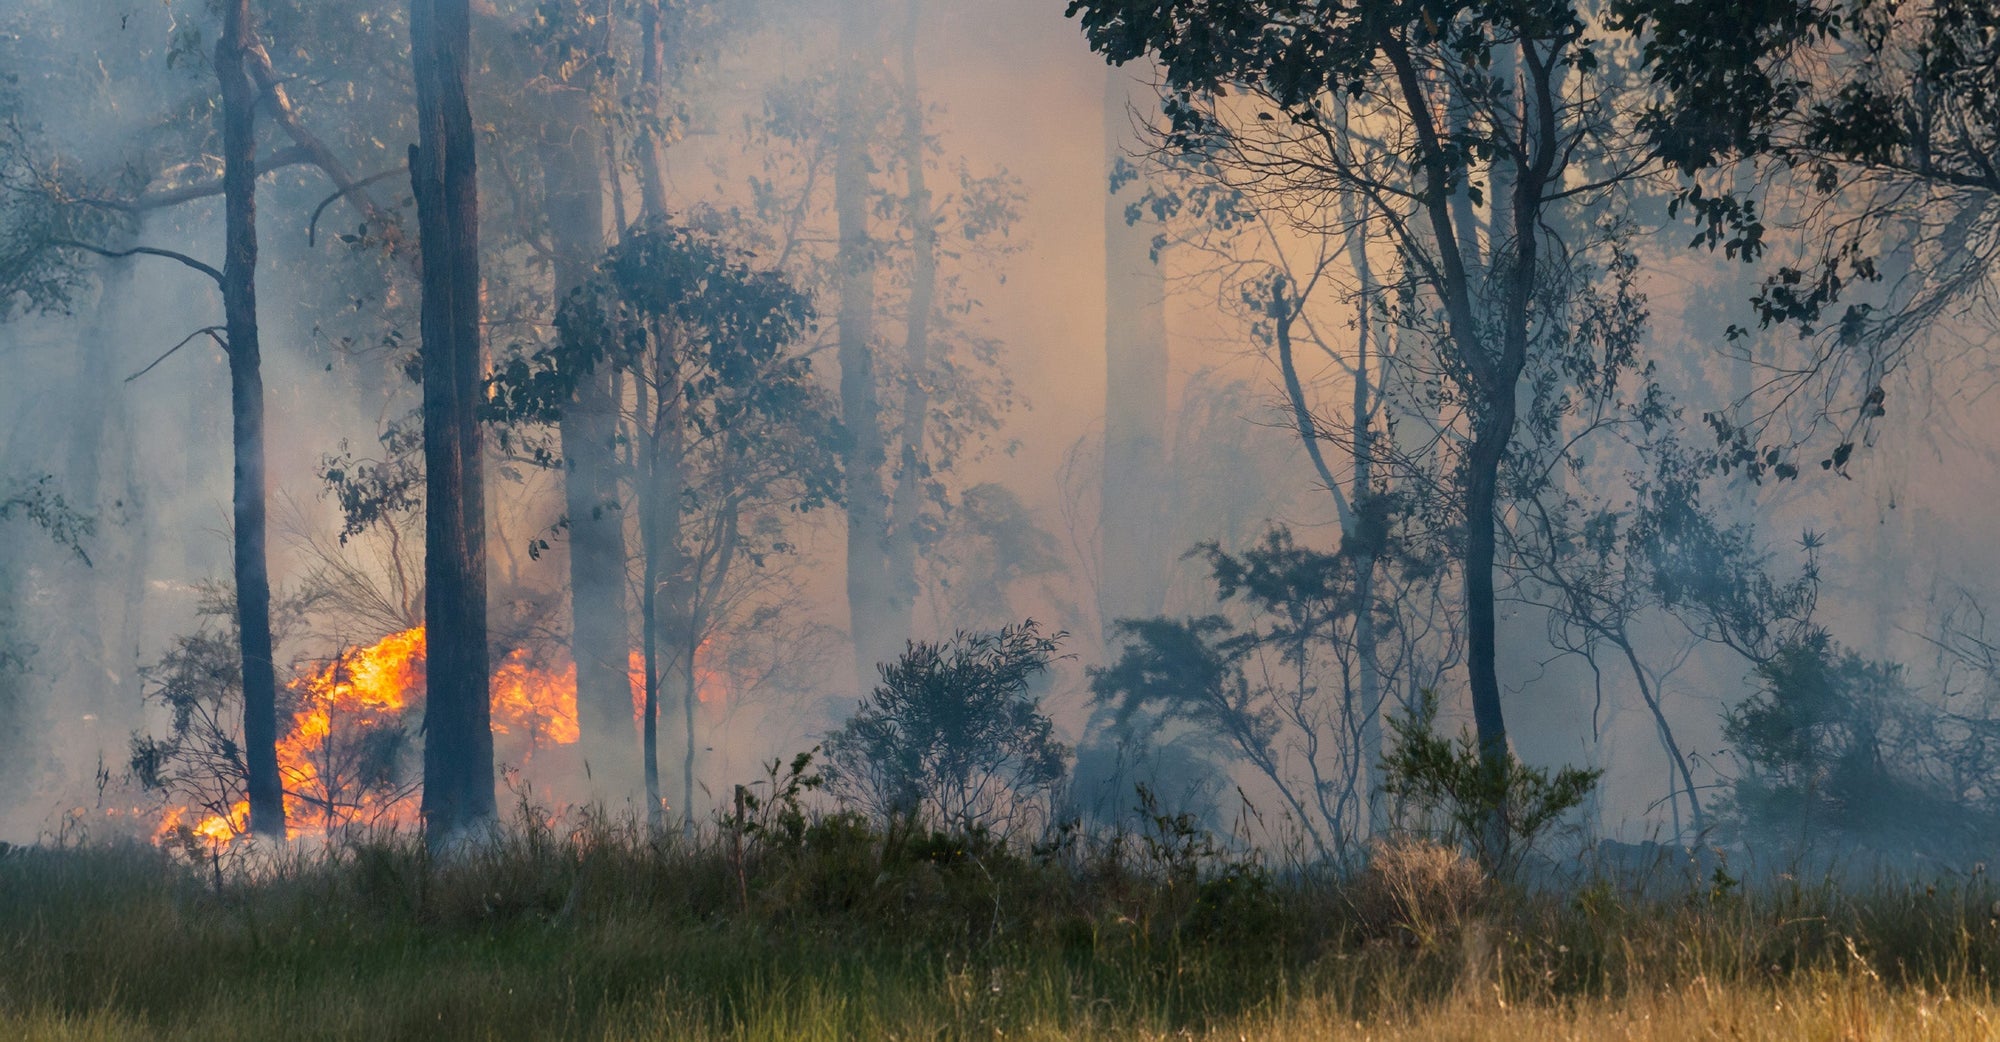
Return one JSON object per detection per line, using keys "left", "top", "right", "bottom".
{"left": 7, "top": 812, "right": 2000, "bottom": 1040}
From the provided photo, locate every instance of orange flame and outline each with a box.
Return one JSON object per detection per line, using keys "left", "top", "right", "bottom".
{"left": 156, "top": 625, "right": 730, "bottom": 848}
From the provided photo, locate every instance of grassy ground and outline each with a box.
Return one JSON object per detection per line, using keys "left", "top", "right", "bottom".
{"left": 6, "top": 811, "right": 2000, "bottom": 1040}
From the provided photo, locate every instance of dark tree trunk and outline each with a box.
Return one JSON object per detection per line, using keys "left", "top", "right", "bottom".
{"left": 835, "top": 0, "right": 892, "bottom": 689}
{"left": 217, "top": 0, "right": 285, "bottom": 840}
{"left": 411, "top": 0, "right": 495, "bottom": 841}
{"left": 1098, "top": 64, "right": 1170, "bottom": 643}
{"left": 541, "top": 70, "right": 634, "bottom": 800}
{"left": 883, "top": 0, "right": 932, "bottom": 646}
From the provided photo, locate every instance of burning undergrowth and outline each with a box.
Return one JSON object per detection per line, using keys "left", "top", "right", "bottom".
{"left": 129, "top": 618, "right": 729, "bottom": 852}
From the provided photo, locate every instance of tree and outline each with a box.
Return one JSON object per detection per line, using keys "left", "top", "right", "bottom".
{"left": 529, "top": 0, "right": 636, "bottom": 799}
{"left": 488, "top": 215, "right": 841, "bottom": 826}
{"left": 411, "top": 0, "right": 496, "bottom": 841}
{"left": 734, "top": 0, "right": 1025, "bottom": 688}
{"left": 1092, "top": 525, "right": 1448, "bottom": 859}
{"left": 1670, "top": 0, "right": 2000, "bottom": 483}
{"left": 824, "top": 621, "right": 1070, "bottom": 836}
{"left": 1064, "top": 0, "right": 1818, "bottom": 863}
{"left": 214, "top": 0, "right": 286, "bottom": 839}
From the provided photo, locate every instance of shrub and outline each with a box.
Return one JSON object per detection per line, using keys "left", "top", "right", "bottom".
{"left": 1381, "top": 690, "right": 1599, "bottom": 874}
{"left": 823, "top": 621, "right": 1070, "bottom": 836}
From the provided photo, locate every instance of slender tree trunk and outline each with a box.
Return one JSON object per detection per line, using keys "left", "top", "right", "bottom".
{"left": 1343, "top": 205, "right": 1385, "bottom": 836}
{"left": 678, "top": 622, "right": 698, "bottom": 829}
{"left": 217, "top": 0, "right": 284, "bottom": 840}
{"left": 411, "top": 0, "right": 495, "bottom": 841}
{"left": 636, "top": 366, "right": 663, "bottom": 827}
{"left": 883, "top": 0, "right": 933, "bottom": 640}
{"left": 541, "top": 69, "right": 634, "bottom": 800}
{"left": 637, "top": 1, "right": 671, "bottom": 221}
{"left": 836, "top": 0, "right": 892, "bottom": 689}
{"left": 639, "top": 329, "right": 687, "bottom": 828}
{"left": 1099, "top": 63, "right": 1171, "bottom": 645}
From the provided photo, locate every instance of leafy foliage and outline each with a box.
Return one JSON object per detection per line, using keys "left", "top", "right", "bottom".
{"left": 1381, "top": 691, "right": 1600, "bottom": 874}
{"left": 1091, "top": 526, "right": 1442, "bottom": 859}
{"left": 824, "top": 621, "right": 1070, "bottom": 835}
{"left": 0, "top": 474, "right": 93, "bottom": 562}
{"left": 1723, "top": 635, "right": 2000, "bottom": 861}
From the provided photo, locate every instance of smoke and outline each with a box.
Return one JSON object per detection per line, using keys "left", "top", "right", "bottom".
{"left": 0, "top": 0, "right": 1992, "bottom": 874}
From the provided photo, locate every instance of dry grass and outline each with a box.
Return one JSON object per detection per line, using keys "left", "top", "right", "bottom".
{"left": 6, "top": 815, "right": 2000, "bottom": 1041}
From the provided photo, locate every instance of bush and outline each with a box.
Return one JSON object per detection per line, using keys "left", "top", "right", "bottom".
{"left": 823, "top": 621, "right": 1070, "bottom": 836}
{"left": 1381, "top": 690, "right": 1599, "bottom": 874}
{"left": 1723, "top": 634, "right": 2000, "bottom": 864}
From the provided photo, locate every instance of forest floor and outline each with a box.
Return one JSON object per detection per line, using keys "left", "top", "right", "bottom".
{"left": 5, "top": 810, "right": 1999, "bottom": 1041}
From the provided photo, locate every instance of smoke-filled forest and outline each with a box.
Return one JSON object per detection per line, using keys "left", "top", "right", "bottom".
{"left": 4, "top": 0, "right": 2000, "bottom": 1037}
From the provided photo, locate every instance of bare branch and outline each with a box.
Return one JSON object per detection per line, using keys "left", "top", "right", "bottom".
{"left": 308, "top": 164, "right": 408, "bottom": 246}
{"left": 127, "top": 325, "right": 227, "bottom": 381}
{"left": 48, "top": 239, "right": 224, "bottom": 287}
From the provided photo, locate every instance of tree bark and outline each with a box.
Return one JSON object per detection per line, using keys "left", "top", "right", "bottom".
{"left": 411, "top": 0, "right": 495, "bottom": 841}
{"left": 540, "top": 61, "right": 635, "bottom": 801}
{"left": 1099, "top": 63, "right": 1171, "bottom": 644}
{"left": 217, "top": 0, "right": 285, "bottom": 840}
{"left": 836, "top": 0, "right": 893, "bottom": 689}
{"left": 636, "top": 1, "right": 671, "bottom": 221}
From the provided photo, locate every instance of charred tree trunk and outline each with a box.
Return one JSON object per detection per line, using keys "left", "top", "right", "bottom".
{"left": 217, "top": 0, "right": 284, "bottom": 840}
{"left": 883, "top": 0, "right": 933, "bottom": 647}
{"left": 541, "top": 66, "right": 634, "bottom": 800}
{"left": 1098, "top": 63, "right": 1171, "bottom": 645}
{"left": 411, "top": 0, "right": 495, "bottom": 841}
{"left": 836, "top": 0, "right": 892, "bottom": 689}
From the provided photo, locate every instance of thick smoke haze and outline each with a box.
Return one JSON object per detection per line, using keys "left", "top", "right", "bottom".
{"left": 1, "top": 0, "right": 1995, "bottom": 877}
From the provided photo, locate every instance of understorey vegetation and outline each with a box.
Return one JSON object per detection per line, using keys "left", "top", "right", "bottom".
{"left": 8, "top": 795, "right": 2000, "bottom": 1041}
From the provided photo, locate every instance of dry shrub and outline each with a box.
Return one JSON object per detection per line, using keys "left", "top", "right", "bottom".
{"left": 1349, "top": 836, "right": 1486, "bottom": 947}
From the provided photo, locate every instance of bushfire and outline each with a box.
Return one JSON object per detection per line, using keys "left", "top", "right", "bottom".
{"left": 153, "top": 628, "right": 726, "bottom": 848}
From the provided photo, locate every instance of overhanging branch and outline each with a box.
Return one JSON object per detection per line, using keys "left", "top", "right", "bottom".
{"left": 49, "top": 239, "right": 224, "bottom": 287}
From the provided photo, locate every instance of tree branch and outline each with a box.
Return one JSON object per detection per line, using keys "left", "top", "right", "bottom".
{"left": 72, "top": 146, "right": 315, "bottom": 213}
{"left": 127, "top": 325, "right": 228, "bottom": 380}
{"left": 48, "top": 239, "right": 224, "bottom": 287}
{"left": 243, "top": 42, "right": 393, "bottom": 231}
{"left": 308, "top": 164, "right": 409, "bottom": 246}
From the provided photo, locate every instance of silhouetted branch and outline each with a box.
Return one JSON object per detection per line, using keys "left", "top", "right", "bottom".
{"left": 127, "top": 325, "right": 228, "bottom": 381}
{"left": 48, "top": 239, "right": 224, "bottom": 286}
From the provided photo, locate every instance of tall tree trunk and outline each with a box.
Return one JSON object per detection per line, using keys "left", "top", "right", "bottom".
{"left": 638, "top": 327, "right": 687, "bottom": 828}
{"left": 883, "top": 0, "right": 932, "bottom": 644}
{"left": 411, "top": 0, "right": 495, "bottom": 841}
{"left": 636, "top": 366, "right": 663, "bottom": 827}
{"left": 836, "top": 0, "right": 892, "bottom": 689}
{"left": 541, "top": 66, "right": 634, "bottom": 800}
{"left": 637, "top": 0, "right": 671, "bottom": 221}
{"left": 217, "top": 0, "right": 285, "bottom": 840}
{"left": 1099, "top": 63, "right": 1170, "bottom": 645}
{"left": 1460, "top": 38, "right": 1550, "bottom": 865}
{"left": 1342, "top": 201, "right": 1385, "bottom": 836}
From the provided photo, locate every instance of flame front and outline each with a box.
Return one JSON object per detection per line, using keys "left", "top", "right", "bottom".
{"left": 155, "top": 625, "right": 732, "bottom": 848}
